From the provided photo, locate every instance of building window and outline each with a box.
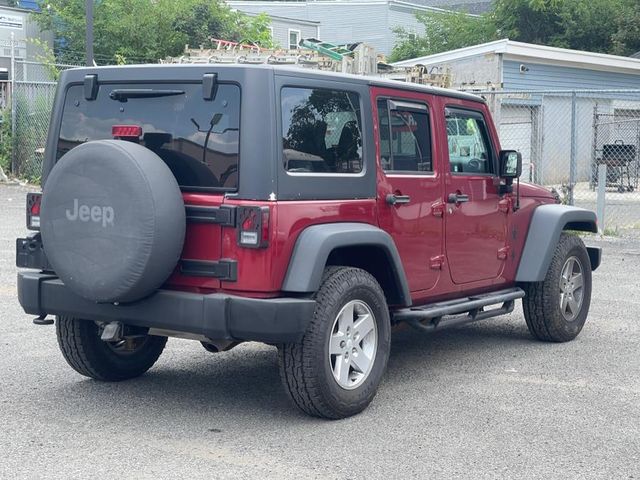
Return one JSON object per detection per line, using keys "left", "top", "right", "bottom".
{"left": 288, "top": 29, "right": 301, "bottom": 50}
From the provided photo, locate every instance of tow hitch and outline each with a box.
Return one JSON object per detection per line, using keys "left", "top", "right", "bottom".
{"left": 33, "top": 314, "right": 54, "bottom": 326}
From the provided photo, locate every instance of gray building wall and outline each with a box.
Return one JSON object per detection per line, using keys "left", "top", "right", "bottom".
{"left": 385, "top": 4, "right": 427, "bottom": 55}
{"left": 407, "top": 0, "right": 493, "bottom": 14}
{"left": 227, "top": 1, "right": 430, "bottom": 55}
{"left": 403, "top": 55, "right": 640, "bottom": 92}
{"left": 0, "top": 6, "right": 53, "bottom": 74}
{"left": 420, "top": 52, "right": 501, "bottom": 89}
{"left": 267, "top": 16, "right": 319, "bottom": 49}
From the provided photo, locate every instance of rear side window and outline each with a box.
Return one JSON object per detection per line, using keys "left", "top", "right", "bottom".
{"left": 57, "top": 83, "right": 240, "bottom": 191}
{"left": 281, "top": 87, "right": 363, "bottom": 174}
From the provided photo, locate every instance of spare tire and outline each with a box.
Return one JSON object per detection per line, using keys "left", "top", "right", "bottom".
{"left": 40, "top": 140, "right": 186, "bottom": 303}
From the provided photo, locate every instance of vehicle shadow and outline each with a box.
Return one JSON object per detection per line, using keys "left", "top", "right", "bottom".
{"left": 388, "top": 318, "right": 535, "bottom": 369}
{"left": 50, "top": 344, "right": 300, "bottom": 423}
{"left": 46, "top": 317, "right": 537, "bottom": 423}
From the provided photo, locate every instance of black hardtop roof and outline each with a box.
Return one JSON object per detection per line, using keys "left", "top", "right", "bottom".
{"left": 60, "top": 63, "right": 485, "bottom": 103}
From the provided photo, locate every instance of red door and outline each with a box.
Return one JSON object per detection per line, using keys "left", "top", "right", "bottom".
{"left": 442, "top": 105, "right": 508, "bottom": 284}
{"left": 373, "top": 88, "right": 444, "bottom": 294}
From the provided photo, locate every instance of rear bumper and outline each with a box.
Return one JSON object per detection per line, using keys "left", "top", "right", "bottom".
{"left": 17, "top": 271, "right": 315, "bottom": 343}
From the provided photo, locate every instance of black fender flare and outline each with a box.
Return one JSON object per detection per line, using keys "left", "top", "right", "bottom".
{"left": 281, "top": 222, "right": 412, "bottom": 307}
{"left": 516, "top": 204, "right": 598, "bottom": 282}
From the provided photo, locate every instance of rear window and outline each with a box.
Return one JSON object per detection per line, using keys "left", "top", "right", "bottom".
{"left": 57, "top": 82, "right": 240, "bottom": 191}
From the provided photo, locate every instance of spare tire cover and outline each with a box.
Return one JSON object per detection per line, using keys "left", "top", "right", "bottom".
{"left": 40, "top": 140, "right": 186, "bottom": 303}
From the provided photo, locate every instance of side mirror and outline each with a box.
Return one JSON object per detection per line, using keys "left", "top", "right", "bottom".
{"left": 499, "top": 150, "right": 522, "bottom": 179}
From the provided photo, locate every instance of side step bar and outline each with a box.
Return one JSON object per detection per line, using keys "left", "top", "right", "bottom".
{"left": 393, "top": 287, "right": 525, "bottom": 333}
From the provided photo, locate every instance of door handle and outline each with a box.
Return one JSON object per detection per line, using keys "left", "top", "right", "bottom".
{"left": 386, "top": 194, "right": 411, "bottom": 205}
{"left": 447, "top": 193, "right": 469, "bottom": 204}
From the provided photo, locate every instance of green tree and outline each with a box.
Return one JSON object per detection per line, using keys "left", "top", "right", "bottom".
{"left": 390, "top": 10, "right": 497, "bottom": 62}
{"left": 611, "top": 0, "right": 640, "bottom": 56}
{"left": 27, "top": 37, "right": 61, "bottom": 80}
{"left": 33, "top": 0, "right": 274, "bottom": 64}
{"left": 0, "top": 108, "right": 11, "bottom": 174}
{"left": 173, "top": 5, "right": 276, "bottom": 49}
{"left": 236, "top": 13, "right": 277, "bottom": 48}
{"left": 390, "top": 0, "right": 640, "bottom": 62}
{"left": 493, "top": 0, "right": 623, "bottom": 54}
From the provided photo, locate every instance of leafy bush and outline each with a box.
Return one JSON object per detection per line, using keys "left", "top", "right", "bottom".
{"left": 0, "top": 108, "right": 11, "bottom": 174}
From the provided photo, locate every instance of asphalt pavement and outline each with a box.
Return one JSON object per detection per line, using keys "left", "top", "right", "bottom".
{"left": 1, "top": 183, "right": 638, "bottom": 479}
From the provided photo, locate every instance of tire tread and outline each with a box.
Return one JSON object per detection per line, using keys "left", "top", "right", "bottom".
{"left": 56, "top": 316, "right": 166, "bottom": 381}
{"left": 279, "top": 267, "right": 389, "bottom": 419}
{"left": 523, "top": 233, "right": 592, "bottom": 342}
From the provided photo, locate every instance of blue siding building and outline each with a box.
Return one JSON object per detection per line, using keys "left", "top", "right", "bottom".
{"left": 394, "top": 39, "right": 640, "bottom": 92}
{"left": 502, "top": 61, "right": 640, "bottom": 92}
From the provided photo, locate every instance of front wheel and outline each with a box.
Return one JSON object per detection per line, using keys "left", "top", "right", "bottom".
{"left": 56, "top": 316, "right": 167, "bottom": 381}
{"left": 523, "top": 233, "right": 592, "bottom": 342}
{"left": 278, "top": 267, "right": 391, "bottom": 419}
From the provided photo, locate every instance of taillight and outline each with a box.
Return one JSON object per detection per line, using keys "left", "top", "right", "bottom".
{"left": 112, "top": 125, "right": 142, "bottom": 139}
{"left": 26, "top": 192, "right": 42, "bottom": 230}
{"left": 237, "top": 206, "right": 269, "bottom": 248}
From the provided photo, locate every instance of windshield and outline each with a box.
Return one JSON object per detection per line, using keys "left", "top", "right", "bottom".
{"left": 57, "top": 82, "right": 240, "bottom": 191}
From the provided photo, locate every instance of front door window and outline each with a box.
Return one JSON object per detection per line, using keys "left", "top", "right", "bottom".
{"left": 446, "top": 112, "right": 493, "bottom": 175}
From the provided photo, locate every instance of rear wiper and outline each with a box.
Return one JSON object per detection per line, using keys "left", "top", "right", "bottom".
{"left": 109, "top": 89, "right": 185, "bottom": 102}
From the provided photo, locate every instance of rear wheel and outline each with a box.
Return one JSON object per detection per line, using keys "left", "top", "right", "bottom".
{"left": 523, "top": 233, "right": 592, "bottom": 342}
{"left": 279, "top": 267, "right": 391, "bottom": 419}
{"left": 56, "top": 316, "right": 167, "bottom": 381}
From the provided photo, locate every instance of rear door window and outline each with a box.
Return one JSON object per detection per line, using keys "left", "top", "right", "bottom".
{"left": 377, "top": 99, "right": 432, "bottom": 173}
{"left": 57, "top": 82, "right": 240, "bottom": 191}
{"left": 281, "top": 87, "right": 363, "bottom": 174}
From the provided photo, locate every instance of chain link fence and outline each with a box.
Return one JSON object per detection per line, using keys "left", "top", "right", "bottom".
{"left": 9, "top": 59, "right": 79, "bottom": 182}
{"left": 482, "top": 89, "right": 640, "bottom": 231}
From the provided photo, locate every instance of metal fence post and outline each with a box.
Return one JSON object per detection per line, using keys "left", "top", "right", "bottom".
{"left": 597, "top": 164, "right": 607, "bottom": 232}
{"left": 569, "top": 91, "right": 577, "bottom": 205}
{"left": 10, "top": 32, "right": 16, "bottom": 175}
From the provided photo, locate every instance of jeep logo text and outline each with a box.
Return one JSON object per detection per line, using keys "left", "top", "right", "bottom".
{"left": 66, "top": 198, "right": 114, "bottom": 227}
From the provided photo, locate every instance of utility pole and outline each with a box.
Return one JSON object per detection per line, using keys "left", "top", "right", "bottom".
{"left": 86, "top": 0, "right": 94, "bottom": 66}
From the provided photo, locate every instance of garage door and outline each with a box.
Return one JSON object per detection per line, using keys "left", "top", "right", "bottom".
{"left": 499, "top": 105, "right": 534, "bottom": 182}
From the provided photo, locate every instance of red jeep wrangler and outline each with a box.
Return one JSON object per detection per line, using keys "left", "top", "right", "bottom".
{"left": 16, "top": 65, "right": 601, "bottom": 419}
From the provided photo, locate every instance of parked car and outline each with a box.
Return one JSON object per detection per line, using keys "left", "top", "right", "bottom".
{"left": 16, "top": 65, "right": 600, "bottom": 419}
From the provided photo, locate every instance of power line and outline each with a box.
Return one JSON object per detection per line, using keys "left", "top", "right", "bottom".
{"left": 51, "top": 46, "right": 162, "bottom": 64}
